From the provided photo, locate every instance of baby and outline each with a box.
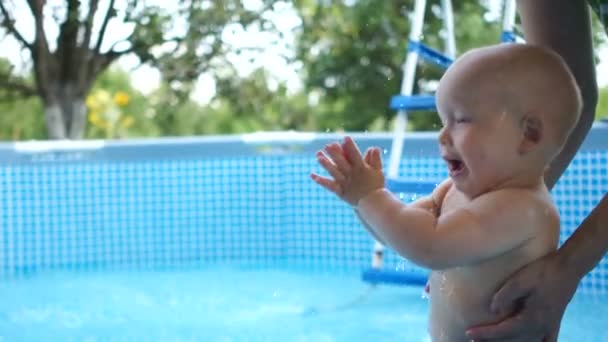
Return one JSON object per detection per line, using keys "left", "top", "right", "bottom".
{"left": 311, "top": 43, "right": 582, "bottom": 342}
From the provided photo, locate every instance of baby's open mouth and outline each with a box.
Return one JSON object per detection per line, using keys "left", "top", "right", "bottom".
{"left": 446, "top": 159, "right": 464, "bottom": 173}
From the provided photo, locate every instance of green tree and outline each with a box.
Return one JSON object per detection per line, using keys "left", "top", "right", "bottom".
{"left": 0, "top": 0, "right": 283, "bottom": 139}
{"left": 294, "top": 0, "right": 510, "bottom": 132}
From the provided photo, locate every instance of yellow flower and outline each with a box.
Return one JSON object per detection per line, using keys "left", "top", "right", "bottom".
{"left": 85, "top": 95, "right": 98, "bottom": 111}
{"left": 119, "top": 115, "right": 135, "bottom": 128}
{"left": 113, "top": 91, "right": 130, "bottom": 107}
{"left": 88, "top": 112, "right": 108, "bottom": 129}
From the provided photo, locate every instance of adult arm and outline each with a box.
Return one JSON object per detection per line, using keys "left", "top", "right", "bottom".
{"left": 518, "top": 0, "right": 598, "bottom": 189}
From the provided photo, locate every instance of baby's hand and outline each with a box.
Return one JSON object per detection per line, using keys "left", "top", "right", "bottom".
{"left": 310, "top": 136, "right": 385, "bottom": 206}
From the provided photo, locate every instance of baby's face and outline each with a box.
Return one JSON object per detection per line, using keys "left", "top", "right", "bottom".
{"left": 435, "top": 79, "right": 526, "bottom": 197}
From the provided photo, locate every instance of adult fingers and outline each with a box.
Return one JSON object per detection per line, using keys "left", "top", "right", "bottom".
{"left": 490, "top": 277, "right": 532, "bottom": 315}
{"left": 466, "top": 314, "right": 529, "bottom": 340}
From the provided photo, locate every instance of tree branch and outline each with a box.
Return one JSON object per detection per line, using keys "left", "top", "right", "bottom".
{"left": 25, "top": 0, "right": 51, "bottom": 55}
{"left": 26, "top": 0, "right": 53, "bottom": 99}
{"left": 82, "top": 0, "right": 100, "bottom": 49}
{"left": 0, "top": 1, "right": 32, "bottom": 51}
{"left": 57, "top": 0, "right": 81, "bottom": 84}
{"left": 94, "top": 0, "right": 116, "bottom": 54}
{"left": 0, "top": 71, "right": 37, "bottom": 99}
{"left": 76, "top": 0, "right": 100, "bottom": 90}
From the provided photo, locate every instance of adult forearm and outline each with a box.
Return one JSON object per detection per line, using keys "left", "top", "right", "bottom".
{"left": 559, "top": 194, "right": 608, "bottom": 279}
{"left": 516, "top": 0, "right": 598, "bottom": 189}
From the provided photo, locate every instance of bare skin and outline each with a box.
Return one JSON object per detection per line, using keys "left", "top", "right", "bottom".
{"left": 311, "top": 44, "right": 583, "bottom": 341}
{"left": 466, "top": 2, "right": 607, "bottom": 341}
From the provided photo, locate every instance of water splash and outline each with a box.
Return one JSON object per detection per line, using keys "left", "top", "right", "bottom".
{"left": 395, "top": 260, "right": 407, "bottom": 272}
{"left": 437, "top": 272, "right": 447, "bottom": 292}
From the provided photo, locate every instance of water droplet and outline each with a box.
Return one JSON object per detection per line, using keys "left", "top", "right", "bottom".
{"left": 395, "top": 260, "right": 407, "bottom": 272}
{"left": 383, "top": 149, "right": 388, "bottom": 155}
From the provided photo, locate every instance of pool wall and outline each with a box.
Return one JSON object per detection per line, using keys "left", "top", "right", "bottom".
{"left": 0, "top": 126, "right": 606, "bottom": 295}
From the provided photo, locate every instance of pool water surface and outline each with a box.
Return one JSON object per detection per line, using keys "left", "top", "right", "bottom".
{"left": 0, "top": 266, "right": 606, "bottom": 341}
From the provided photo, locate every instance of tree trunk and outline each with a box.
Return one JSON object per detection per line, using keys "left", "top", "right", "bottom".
{"left": 44, "top": 84, "right": 89, "bottom": 140}
{"left": 44, "top": 103, "right": 67, "bottom": 139}
{"left": 67, "top": 99, "right": 87, "bottom": 140}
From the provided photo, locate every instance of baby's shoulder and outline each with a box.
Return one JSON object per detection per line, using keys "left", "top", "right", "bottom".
{"left": 476, "top": 187, "right": 559, "bottom": 228}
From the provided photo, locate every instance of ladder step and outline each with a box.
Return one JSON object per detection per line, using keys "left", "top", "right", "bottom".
{"left": 361, "top": 268, "right": 428, "bottom": 286}
{"left": 389, "top": 95, "right": 436, "bottom": 111}
{"left": 501, "top": 31, "right": 517, "bottom": 43}
{"left": 408, "top": 41, "right": 453, "bottom": 69}
{"left": 385, "top": 177, "right": 438, "bottom": 194}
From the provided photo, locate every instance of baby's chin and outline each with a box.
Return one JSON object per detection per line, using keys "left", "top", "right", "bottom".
{"left": 452, "top": 176, "right": 504, "bottom": 199}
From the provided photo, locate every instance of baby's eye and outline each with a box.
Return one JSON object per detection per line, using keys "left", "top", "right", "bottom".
{"left": 455, "top": 118, "right": 471, "bottom": 124}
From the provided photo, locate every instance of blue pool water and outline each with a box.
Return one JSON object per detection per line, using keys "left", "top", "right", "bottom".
{"left": 0, "top": 266, "right": 606, "bottom": 341}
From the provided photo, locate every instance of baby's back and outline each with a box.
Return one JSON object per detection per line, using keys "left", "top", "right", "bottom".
{"left": 428, "top": 188, "right": 559, "bottom": 342}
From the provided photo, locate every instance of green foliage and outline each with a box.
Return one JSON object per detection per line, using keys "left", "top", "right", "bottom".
{"left": 596, "top": 86, "right": 608, "bottom": 121}
{"left": 86, "top": 68, "right": 160, "bottom": 139}
{"left": 0, "top": 96, "right": 46, "bottom": 140}
{"left": 1, "top": 2, "right": 607, "bottom": 141}
{"left": 293, "top": 0, "right": 503, "bottom": 132}
{"left": 0, "top": 58, "right": 45, "bottom": 140}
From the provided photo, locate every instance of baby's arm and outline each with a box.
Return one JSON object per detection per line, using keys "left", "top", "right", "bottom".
{"left": 356, "top": 187, "right": 547, "bottom": 269}
{"left": 356, "top": 179, "right": 452, "bottom": 245}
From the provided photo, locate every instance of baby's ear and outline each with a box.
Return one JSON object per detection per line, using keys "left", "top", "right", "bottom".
{"left": 517, "top": 115, "right": 543, "bottom": 154}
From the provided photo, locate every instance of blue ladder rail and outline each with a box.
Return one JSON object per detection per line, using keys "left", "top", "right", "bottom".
{"left": 385, "top": 178, "right": 437, "bottom": 194}
{"left": 362, "top": 268, "right": 428, "bottom": 286}
{"left": 389, "top": 94, "right": 436, "bottom": 112}
{"left": 408, "top": 41, "right": 454, "bottom": 69}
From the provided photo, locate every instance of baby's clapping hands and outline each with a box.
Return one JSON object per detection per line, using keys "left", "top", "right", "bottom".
{"left": 310, "top": 136, "right": 385, "bottom": 207}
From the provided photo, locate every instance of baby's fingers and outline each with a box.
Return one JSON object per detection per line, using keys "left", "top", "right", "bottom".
{"left": 310, "top": 173, "right": 342, "bottom": 195}
{"left": 364, "top": 148, "right": 383, "bottom": 170}
{"left": 316, "top": 151, "right": 346, "bottom": 182}
{"left": 369, "top": 148, "right": 383, "bottom": 170}
{"left": 325, "top": 143, "right": 351, "bottom": 174}
{"left": 342, "top": 136, "right": 364, "bottom": 167}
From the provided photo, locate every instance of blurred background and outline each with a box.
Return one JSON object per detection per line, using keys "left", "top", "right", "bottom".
{"left": 0, "top": 0, "right": 607, "bottom": 141}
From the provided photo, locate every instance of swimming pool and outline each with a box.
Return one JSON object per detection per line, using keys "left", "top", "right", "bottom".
{"left": 0, "top": 126, "right": 606, "bottom": 341}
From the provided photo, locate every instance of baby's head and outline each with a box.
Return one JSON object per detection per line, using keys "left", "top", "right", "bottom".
{"left": 435, "top": 43, "right": 582, "bottom": 197}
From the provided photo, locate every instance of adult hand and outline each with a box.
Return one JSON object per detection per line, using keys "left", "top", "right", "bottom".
{"left": 310, "top": 136, "right": 385, "bottom": 206}
{"left": 466, "top": 251, "right": 580, "bottom": 341}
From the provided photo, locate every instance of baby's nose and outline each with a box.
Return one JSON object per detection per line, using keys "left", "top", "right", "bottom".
{"left": 438, "top": 127, "right": 452, "bottom": 146}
